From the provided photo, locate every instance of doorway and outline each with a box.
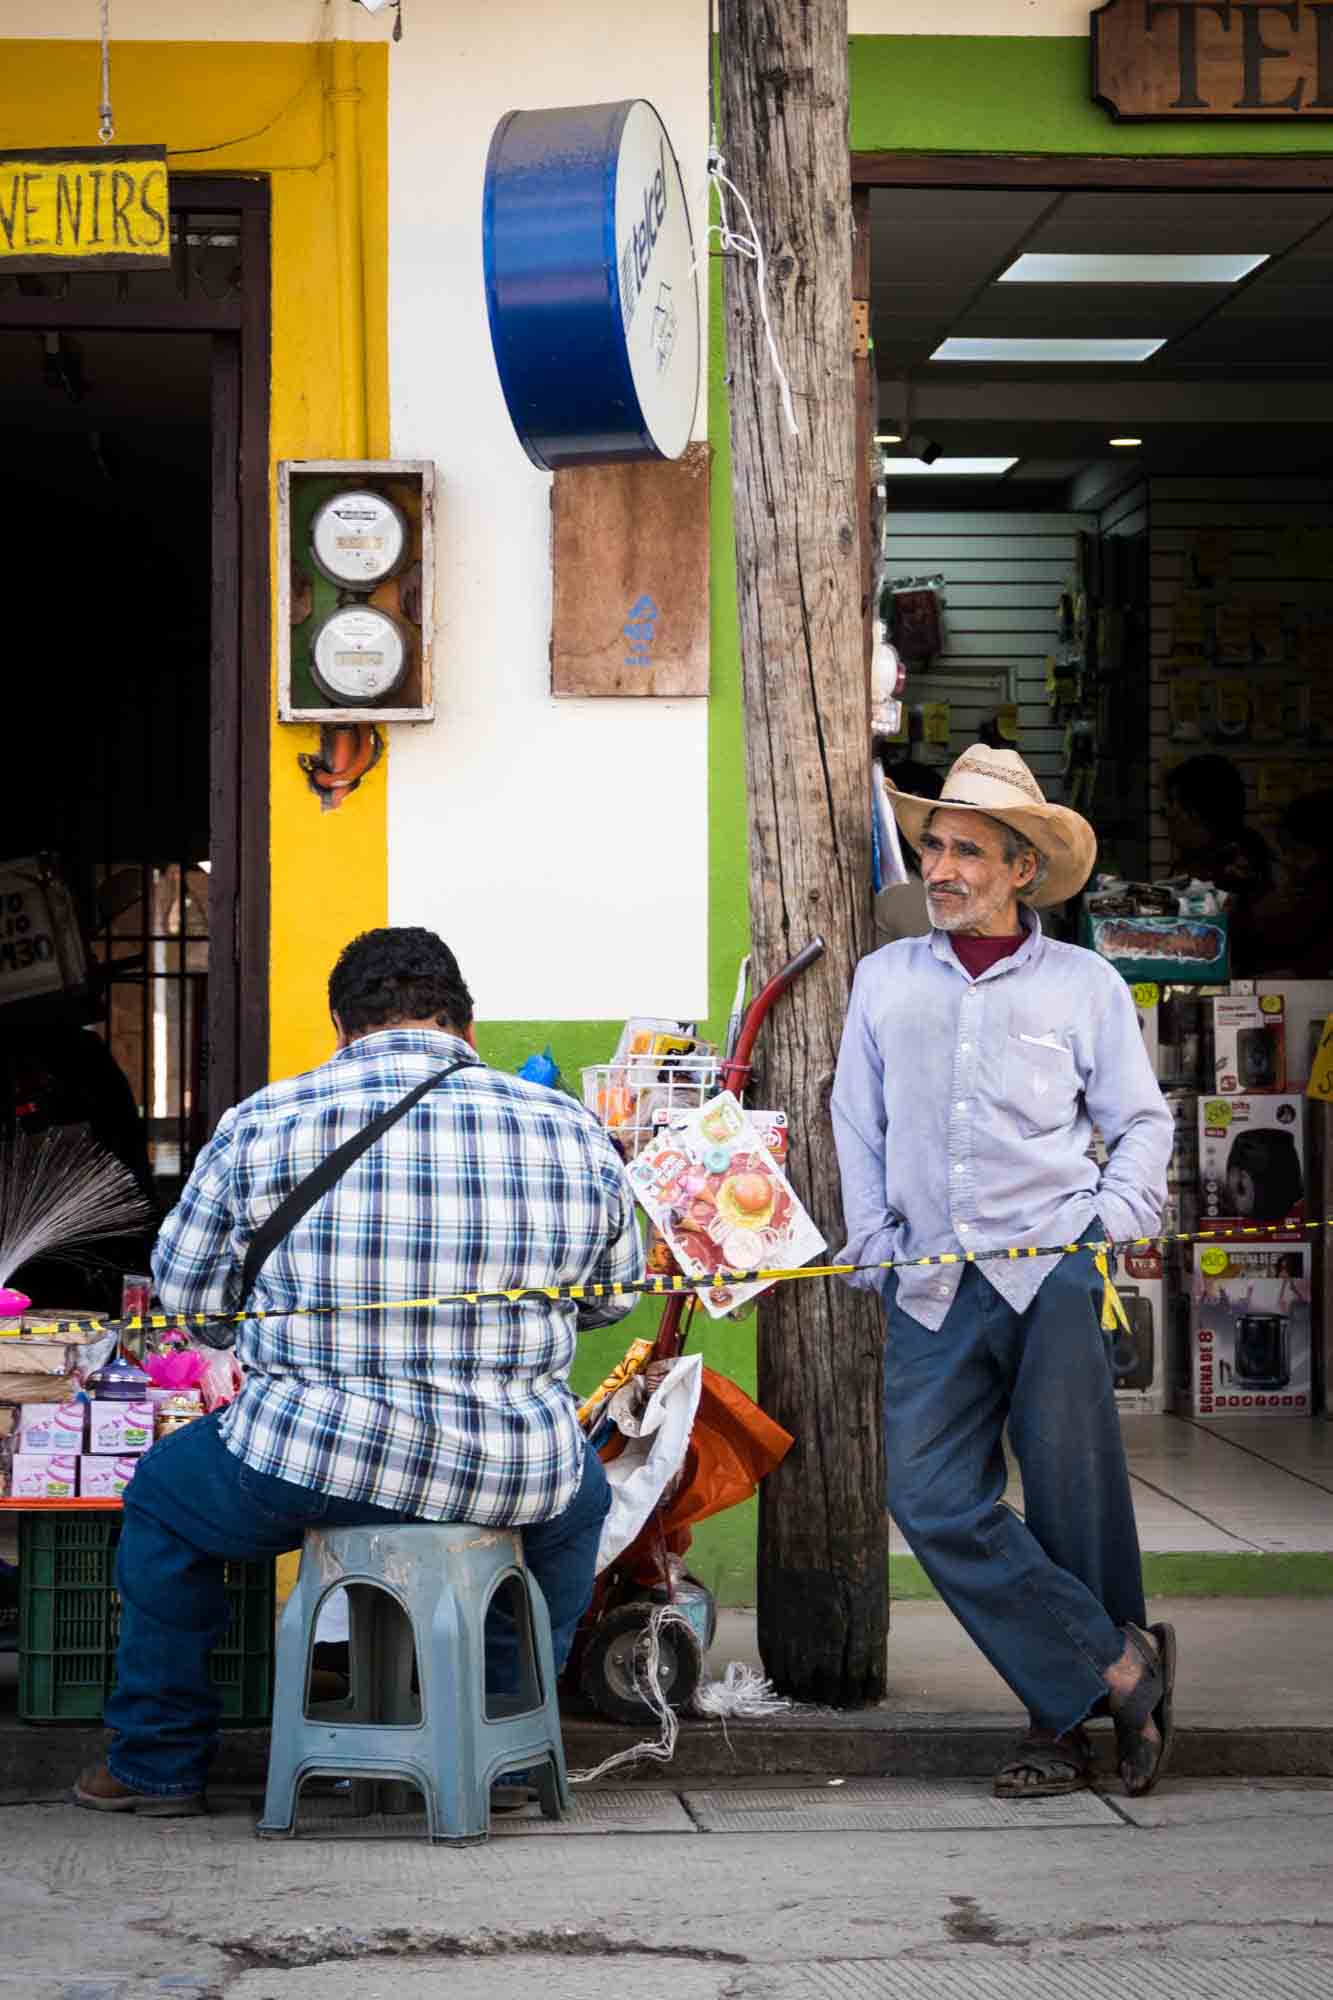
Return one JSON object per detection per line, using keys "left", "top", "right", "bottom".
{"left": 0, "top": 179, "right": 269, "bottom": 1278}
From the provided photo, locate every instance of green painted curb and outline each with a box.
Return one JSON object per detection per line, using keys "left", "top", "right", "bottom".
{"left": 889, "top": 1551, "right": 1333, "bottom": 1603}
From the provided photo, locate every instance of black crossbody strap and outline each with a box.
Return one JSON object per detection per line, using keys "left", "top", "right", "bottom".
{"left": 239, "top": 1057, "right": 473, "bottom": 1308}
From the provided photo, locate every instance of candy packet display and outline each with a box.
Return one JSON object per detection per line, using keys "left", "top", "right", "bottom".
{"left": 626, "top": 1092, "right": 826, "bottom": 1319}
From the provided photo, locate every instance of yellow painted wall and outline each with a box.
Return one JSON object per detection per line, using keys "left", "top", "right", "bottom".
{"left": 0, "top": 40, "right": 390, "bottom": 1085}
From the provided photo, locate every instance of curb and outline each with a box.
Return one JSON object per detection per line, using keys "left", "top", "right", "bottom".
{"left": 5, "top": 1712, "right": 1332, "bottom": 1798}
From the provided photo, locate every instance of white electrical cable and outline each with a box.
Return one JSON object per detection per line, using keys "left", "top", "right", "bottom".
{"left": 703, "top": 148, "right": 801, "bottom": 440}
{"left": 98, "top": 0, "right": 114, "bottom": 143}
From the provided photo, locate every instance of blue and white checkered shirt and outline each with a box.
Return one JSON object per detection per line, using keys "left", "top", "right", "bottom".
{"left": 151, "top": 1029, "right": 643, "bottom": 1524}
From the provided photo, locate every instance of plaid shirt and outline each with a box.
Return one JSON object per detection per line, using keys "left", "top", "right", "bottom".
{"left": 151, "top": 1030, "right": 642, "bottom": 1524}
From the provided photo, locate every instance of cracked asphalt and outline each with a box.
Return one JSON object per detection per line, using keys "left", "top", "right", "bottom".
{"left": 3, "top": 1778, "right": 1332, "bottom": 1999}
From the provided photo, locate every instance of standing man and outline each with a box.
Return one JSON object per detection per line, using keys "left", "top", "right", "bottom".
{"left": 833, "top": 747, "right": 1175, "bottom": 1798}
{"left": 75, "top": 926, "right": 643, "bottom": 1816}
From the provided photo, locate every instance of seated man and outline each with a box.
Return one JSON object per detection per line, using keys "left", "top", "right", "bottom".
{"left": 75, "top": 926, "right": 642, "bottom": 1815}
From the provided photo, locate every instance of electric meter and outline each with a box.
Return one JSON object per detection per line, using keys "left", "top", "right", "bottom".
{"left": 309, "top": 488, "right": 410, "bottom": 587}
{"left": 309, "top": 605, "right": 410, "bottom": 705}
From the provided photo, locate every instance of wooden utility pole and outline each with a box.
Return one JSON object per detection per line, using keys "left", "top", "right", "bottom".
{"left": 718, "top": 0, "right": 888, "bottom": 1703}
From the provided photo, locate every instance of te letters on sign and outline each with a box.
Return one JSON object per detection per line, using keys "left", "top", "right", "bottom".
{"left": 0, "top": 148, "right": 170, "bottom": 270}
{"left": 1093, "top": 0, "right": 1333, "bottom": 118}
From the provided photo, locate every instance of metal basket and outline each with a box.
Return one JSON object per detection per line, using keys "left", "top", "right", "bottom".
{"left": 581, "top": 1055, "right": 721, "bottom": 1158}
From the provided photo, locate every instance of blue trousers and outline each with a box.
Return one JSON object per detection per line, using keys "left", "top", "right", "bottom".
{"left": 884, "top": 1245, "right": 1146, "bottom": 1735}
{"left": 104, "top": 1412, "right": 611, "bottom": 1797}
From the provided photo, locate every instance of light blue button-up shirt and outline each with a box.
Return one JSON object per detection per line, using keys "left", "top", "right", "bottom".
{"left": 831, "top": 913, "right": 1174, "bottom": 1330}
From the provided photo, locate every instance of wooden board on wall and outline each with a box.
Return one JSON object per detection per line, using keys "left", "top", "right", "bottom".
{"left": 551, "top": 442, "right": 710, "bottom": 697}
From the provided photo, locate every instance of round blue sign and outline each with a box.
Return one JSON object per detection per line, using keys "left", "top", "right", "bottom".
{"left": 482, "top": 100, "right": 700, "bottom": 471}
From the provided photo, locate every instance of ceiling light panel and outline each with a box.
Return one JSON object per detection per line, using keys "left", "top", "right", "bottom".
{"left": 999, "top": 254, "right": 1268, "bottom": 285}
{"left": 881, "top": 457, "right": 1018, "bottom": 477}
{"left": 931, "top": 338, "right": 1166, "bottom": 364}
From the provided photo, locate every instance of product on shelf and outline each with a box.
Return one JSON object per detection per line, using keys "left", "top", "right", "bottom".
{"left": 15, "top": 1402, "right": 85, "bottom": 1454}
{"left": 1209, "top": 993, "right": 1286, "bottom": 1094}
{"left": 1084, "top": 879, "right": 1229, "bottom": 984}
{"left": 86, "top": 1399, "right": 154, "bottom": 1456}
{"left": 1106, "top": 1241, "right": 1178, "bottom": 1415}
{"left": 1183, "top": 1241, "right": 1312, "bottom": 1417}
{"left": 78, "top": 1455, "right": 139, "bottom": 1500}
{"left": 9, "top": 1452, "right": 80, "bottom": 1499}
{"left": 1198, "top": 1094, "right": 1306, "bottom": 1236}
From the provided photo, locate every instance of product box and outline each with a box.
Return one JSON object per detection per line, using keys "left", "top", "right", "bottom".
{"left": 86, "top": 1399, "right": 154, "bottom": 1455}
{"left": 1209, "top": 993, "right": 1286, "bottom": 1094}
{"left": 1083, "top": 911, "right": 1228, "bottom": 985}
{"left": 78, "top": 1454, "right": 139, "bottom": 1500}
{"left": 628, "top": 1091, "right": 826, "bottom": 1319}
{"left": 1184, "top": 1242, "right": 1312, "bottom": 1417}
{"left": 16, "top": 1401, "right": 85, "bottom": 1454}
{"left": 1105, "top": 1242, "right": 1178, "bottom": 1414}
{"left": 9, "top": 1451, "right": 79, "bottom": 1498}
{"left": 1198, "top": 1094, "right": 1306, "bottom": 1235}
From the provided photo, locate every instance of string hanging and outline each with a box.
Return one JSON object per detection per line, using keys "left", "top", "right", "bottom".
{"left": 98, "top": 0, "right": 115, "bottom": 144}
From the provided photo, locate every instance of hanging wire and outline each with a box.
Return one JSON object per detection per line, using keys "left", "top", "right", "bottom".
{"left": 702, "top": 0, "right": 800, "bottom": 438}
{"left": 98, "top": 0, "right": 115, "bottom": 144}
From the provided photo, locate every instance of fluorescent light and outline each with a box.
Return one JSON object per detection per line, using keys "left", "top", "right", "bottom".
{"left": 874, "top": 432, "right": 903, "bottom": 443}
{"left": 1000, "top": 253, "right": 1268, "bottom": 285}
{"left": 1109, "top": 436, "right": 1143, "bottom": 447}
{"left": 882, "top": 456, "right": 1018, "bottom": 477}
{"left": 931, "top": 338, "right": 1166, "bottom": 364}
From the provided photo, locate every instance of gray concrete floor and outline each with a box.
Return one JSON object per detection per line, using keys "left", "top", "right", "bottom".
{"left": 3, "top": 1778, "right": 1332, "bottom": 1999}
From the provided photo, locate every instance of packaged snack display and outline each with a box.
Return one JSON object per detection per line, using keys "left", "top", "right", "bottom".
{"left": 627, "top": 1092, "right": 826, "bottom": 1319}
{"left": 78, "top": 1454, "right": 139, "bottom": 1499}
{"left": 1198, "top": 1094, "right": 1305, "bottom": 1236}
{"left": 10, "top": 1451, "right": 80, "bottom": 1498}
{"left": 16, "top": 1402, "right": 85, "bottom": 1454}
{"left": 1209, "top": 993, "right": 1286, "bottom": 1094}
{"left": 1184, "top": 1242, "right": 1312, "bottom": 1417}
{"left": 583, "top": 1019, "right": 719, "bottom": 1159}
{"left": 1083, "top": 879, "right": 1228, "bottom": 984}
{"left": 1106, "top": 1242, "right": 1178, "bottom": 1415}
{"left": 86, "top": 1398, "right": 154, "bottom": 1455}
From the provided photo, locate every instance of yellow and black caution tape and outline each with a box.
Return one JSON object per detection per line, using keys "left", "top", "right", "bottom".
{"left": 3, "top": 1217, "right": 1329, "bottom": 1344}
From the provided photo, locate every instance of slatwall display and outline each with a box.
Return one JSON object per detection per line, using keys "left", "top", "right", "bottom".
{"left": 882, "top": 510, "right": 1094, "bottom": 800}
{"left": 1150, "top": 477, "right": 1333, "bottom": 878}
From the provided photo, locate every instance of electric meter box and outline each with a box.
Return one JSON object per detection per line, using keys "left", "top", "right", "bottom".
{"left": 277, "top": 460, "right": 436, "bottom": 722}
{"left": 0, "top": 854, "right": 91, "bottom": 1022}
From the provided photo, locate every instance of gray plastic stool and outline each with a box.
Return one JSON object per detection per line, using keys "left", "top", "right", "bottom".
{"left": 257, "top": 1520, "right": 570, "bottom": 1843}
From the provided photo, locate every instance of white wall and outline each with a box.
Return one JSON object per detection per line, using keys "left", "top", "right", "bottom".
{"left": 849, "top": 1, "right": 1082, "bottom": 30}
{"left": 384, "top": 4, "right": 711, "bottom": 1021}
{"left": 26, "top": 1, "right": 391, "bottom": 40}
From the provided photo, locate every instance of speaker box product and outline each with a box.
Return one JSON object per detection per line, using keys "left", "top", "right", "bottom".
{"left": 1183, "top": 1242, "right": 1312, "bottom": 1417}
{"left": 1209, "top": 993, "right": 1286, "bottom": 1095}
{"left": 1198, "top": 1094, "right": 1305, "bottom": 1236}
{"left": 1105, "top": 1244, "right": 1178, "bottom": 1413}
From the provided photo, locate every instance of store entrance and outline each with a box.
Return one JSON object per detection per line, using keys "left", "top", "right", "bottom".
{"left": 0, "top": 182, "right": 269, "bottom": 1299}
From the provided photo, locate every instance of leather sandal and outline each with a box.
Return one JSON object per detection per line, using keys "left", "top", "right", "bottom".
{"left": 993, "top": 1725, "right": 1094, "bottom": 1799}
{"left": 1112, "top": 1621, "right": 1176, "bottom": 1798}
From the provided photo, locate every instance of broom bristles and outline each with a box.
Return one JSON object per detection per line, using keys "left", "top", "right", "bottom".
{"left": 0, "top": 1131, "right": 154, "bottom": 1291}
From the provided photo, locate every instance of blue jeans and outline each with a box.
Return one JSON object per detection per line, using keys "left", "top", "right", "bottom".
{"left": 884, "top": 1238, "right": 1146, "bottom": 1736}
{"left": 104, "top": 1412, "right": 611, "bottom": 1797}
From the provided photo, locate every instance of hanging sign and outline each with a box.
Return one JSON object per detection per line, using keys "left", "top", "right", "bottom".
{"left": 0, "top": 148, "right": 170, "bottom": 270}
{"left": 483, "top": 101, "right": 700, "bottom": 469}
{"left": 1093, "top": 0, "right": 1333, "bottom": 119}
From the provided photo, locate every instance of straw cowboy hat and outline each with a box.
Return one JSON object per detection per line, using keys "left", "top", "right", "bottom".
{"left": 887, "top": 745, "right": 1097, "bottom": 908}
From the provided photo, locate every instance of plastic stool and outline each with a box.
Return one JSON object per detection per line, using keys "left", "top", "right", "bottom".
{"left": 257, "top": 1520, "right": 570, "bottom": 1844}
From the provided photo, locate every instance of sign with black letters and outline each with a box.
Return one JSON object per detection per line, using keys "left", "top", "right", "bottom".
{"left": 0, "top": 147, "right": 170, "bottom": 270}
{"left": 1093, "top": 0, "right": 1333, "bottom": 119}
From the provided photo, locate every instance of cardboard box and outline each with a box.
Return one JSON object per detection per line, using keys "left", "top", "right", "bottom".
{"left": 1083, "top": 910, "right": 1228, "bottom": 985}
{"left": 9, "top": 1451, "right": 79, "bottom": 1498}
{"left": 1198, "top": 1094, "right": 1305, "bottom": 1235}
{"left": 78, "top": 1454, "right": 139, "bottom": 1500}
{"left": 1184, "top": 1242, "right": 1312, "bottom": 1417}
{"left": 1106, "top": 1242, "right": 1178, "bottom": 1414}
{"left": 1209, "top": 993, "right": 1286, "bottom": 1094}
{"left": 16, "top": 1401, "right": 85, "bottom": 1454}
{"left": 86, "top": 1399, "right": 154, "bottom": 1456}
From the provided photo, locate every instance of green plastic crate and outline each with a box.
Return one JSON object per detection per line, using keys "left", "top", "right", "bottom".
{"left": 17, "top": 1514, "right": 274, "bottom": 1724}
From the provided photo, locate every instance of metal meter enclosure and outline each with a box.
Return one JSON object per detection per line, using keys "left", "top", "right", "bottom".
{"left": 278, "top": 460, "right": 436, "bottom": 722}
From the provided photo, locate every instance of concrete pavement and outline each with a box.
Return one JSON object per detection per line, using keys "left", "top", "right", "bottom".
{"left": 2, "top": 1777, "right": 1332, "bottom": 1999}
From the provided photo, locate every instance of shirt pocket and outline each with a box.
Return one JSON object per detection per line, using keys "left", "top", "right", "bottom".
{"left": 1003, "top": 1033, "right": 1079, "bottom": 1139}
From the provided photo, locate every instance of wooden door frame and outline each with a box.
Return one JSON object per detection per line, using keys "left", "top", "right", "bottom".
{"left": 0, "top": 174, "right": 271, "bottom": 1122}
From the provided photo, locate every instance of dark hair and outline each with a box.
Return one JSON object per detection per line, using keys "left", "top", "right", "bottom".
{"left": 1279, "top": 788, "right": 1333, "bottom": 860}
{"left": 1225, "top": 1129, "right": 1303, "bottom": 1223}
{"left": 328, "top": 927, "right": 473, "bottom": 1038}
{"left": 1165, "top": 756, "right": 1248, "bottom": 839}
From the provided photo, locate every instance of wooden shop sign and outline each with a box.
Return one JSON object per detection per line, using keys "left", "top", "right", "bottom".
{"left": 0, "top": 148, "right": 170, "bottom": 271}
{"left": 1092, "top": 0, "right": 1333, "bottom": 119}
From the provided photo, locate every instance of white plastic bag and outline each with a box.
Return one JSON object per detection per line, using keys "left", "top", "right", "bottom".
{"left": 595, "top": 1352, "right": 702, "bottom": 1574}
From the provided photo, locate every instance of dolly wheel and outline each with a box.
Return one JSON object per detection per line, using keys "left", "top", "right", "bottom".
{"left": 579, "top": 1601, "right": 704, "bottom": 1725}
